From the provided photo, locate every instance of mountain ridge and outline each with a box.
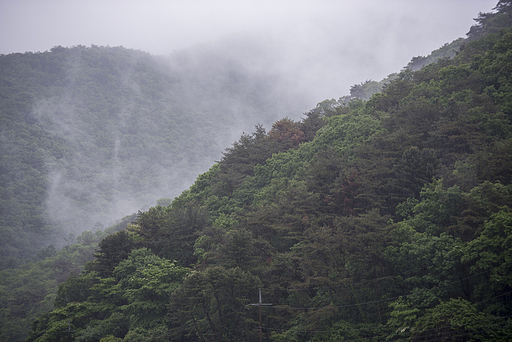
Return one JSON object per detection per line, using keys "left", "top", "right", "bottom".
{"left": 1, "top": 1, "right": 512, "bottom": 341}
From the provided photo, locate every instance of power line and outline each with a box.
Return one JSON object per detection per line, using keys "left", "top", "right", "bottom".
{"left": 259, "top": 270, "right": 492, "bottom": 311}
{"left": 238, "top": 273, "right": 511, "bottom": 339}
{"left": 266, "top": 269, "right": 490, "bottom": 294}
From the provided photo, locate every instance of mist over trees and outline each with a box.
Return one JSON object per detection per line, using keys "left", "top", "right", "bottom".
{"left": 0, "top": 43, "right": 312, "bottom": 268}
{"left": 2, "top": 1, "right": 512, "bottom": 341}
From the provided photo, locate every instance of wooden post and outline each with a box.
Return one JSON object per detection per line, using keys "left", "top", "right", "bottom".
{"left": 247, "top": 288, "right": 272, "bottom": 342}
{"left": 63, "top": 319, "right": 75, "bottom": 342}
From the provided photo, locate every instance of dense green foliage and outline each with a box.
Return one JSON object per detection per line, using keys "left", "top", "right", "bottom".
{"left": 21, "top": 2, "right": 512, "bottom": 341}
{"left": 0, "top": 43, "right": 301, "bottom": 270}
{"left": 1, "top": 2, "right": 511, "bottom": 341}
{"left": 0, "top": 215, "right": 135, "bottom": 342}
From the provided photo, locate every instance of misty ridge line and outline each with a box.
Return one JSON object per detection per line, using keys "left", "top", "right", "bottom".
{"left": 21, "top": 44, "right": 317, "bottom": 246}
{"left": 1, "top": 10, "right": 471, "bottom": 254}
{"left": 1, "top": 2, "right": 511, "bottom": 340}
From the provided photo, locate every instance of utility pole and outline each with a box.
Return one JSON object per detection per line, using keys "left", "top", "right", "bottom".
{"left": 62, "top": 319, "right": 75, "bottom": 342}
{"left": 247, "top": 288, "right": 272, "bottom": 342}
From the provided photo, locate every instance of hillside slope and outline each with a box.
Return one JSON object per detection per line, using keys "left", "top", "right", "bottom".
{"left": 22, "top": 2, "right": 512, "bottom": 341}
{"left": 0, "top": 44, "right": 311, "bottom": 268}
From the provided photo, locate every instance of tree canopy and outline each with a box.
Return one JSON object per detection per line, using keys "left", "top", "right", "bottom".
{"left": 3, "top": 2, "right": 512, "bottom": 341}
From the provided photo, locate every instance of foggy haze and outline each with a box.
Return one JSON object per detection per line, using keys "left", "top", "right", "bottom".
{"left": 0, "top": 0, "right": 498, "bottom": 102}
{"left": 0, "top": 0, "right": 501, "bottom": 243}
{"left": 27, "top": 44, "right": 312, "bottom": 240}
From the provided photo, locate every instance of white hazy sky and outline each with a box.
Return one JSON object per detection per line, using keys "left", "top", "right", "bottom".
{"left": 0, "top": 0, "right": 499, "bottom": 100}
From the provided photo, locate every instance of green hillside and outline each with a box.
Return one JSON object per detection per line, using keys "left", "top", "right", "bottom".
{"left": 16, "top": 2, "right": 512, "bottom": 341}
{"left": 1, "top": 1, "right": 512, "bottom": 341}
{"left": 0, "top": 44, "right": 307, "bottom": 269}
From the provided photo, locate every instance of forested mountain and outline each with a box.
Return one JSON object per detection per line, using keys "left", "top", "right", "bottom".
{"left": 0, "top": 43, "right": 310, "bottom": 269}
{"left": 2, "top": 1, "right": 512, "bottom": 341}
